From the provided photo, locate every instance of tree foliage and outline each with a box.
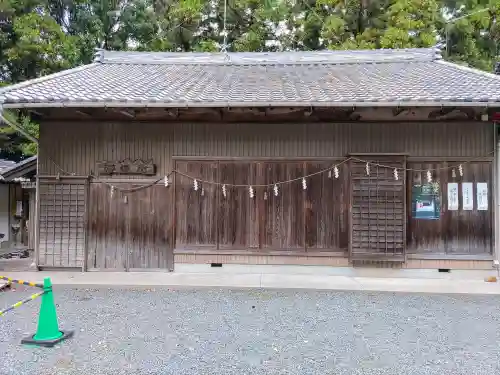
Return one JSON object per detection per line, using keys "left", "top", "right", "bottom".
{"left": 0, "top": 0, "right": 498, "bottom": 157}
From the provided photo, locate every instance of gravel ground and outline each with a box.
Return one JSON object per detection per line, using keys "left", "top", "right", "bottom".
{"left": 1, "top": 286, "right": 500, "bottom": 375}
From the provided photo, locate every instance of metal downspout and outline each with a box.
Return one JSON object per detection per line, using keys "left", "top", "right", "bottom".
{"left": 496, "top": 122, "right": 500, "bottom": 263}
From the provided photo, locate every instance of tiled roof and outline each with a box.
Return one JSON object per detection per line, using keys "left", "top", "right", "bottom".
{"left": 1, "top": 48, "right": 500, "bottom": 108}
{"left": 0, "top": 156, "right": 37, "bottom": 181}
{"left": 0, "top": 159, "right": 16, "bottom": 173}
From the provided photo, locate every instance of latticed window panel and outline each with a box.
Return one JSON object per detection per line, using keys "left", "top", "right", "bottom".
{"left": 38, "top": 179, "right": 87, "bottom": 268}
{"left": 350, "top": 157, "right": 406, "bottom": 261}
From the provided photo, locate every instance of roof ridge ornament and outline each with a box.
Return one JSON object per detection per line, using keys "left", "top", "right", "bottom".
{"left": 432, "top": 45, "right": 443, "bottom": 60}
{"left": 93, "top": 48, "right": 105, "bottom": 63}
{"left": 220, "top": 0, "right": 231, "bottom": 62}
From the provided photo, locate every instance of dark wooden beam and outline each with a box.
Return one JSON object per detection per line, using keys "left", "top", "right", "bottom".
{"left": 109, "top": 108, "right": 136, "bottom": 118}
{"left": 29, "top": 109, "right": 44, "bottom": 117}
{"left": 165, "top": 109, "right": 179, "bottom": 118}
{"left": 392, "top": 107, "right": 411, "bottom": 117}
{"left": 75, "top": 110, "right": 92, "bottom": 117}
{"left": 119, "top": 110, "right": 135, "bottom": 118}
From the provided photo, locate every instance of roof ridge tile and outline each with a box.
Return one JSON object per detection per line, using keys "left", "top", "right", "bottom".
{"left": 97, "top": 48, "right": 441, "bottom": 66}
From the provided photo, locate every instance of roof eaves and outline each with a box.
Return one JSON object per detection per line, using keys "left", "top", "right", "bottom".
{"left": 436, "top": 60, "right": 500, "bottom": 80}
{"left": 2, "top": 99, "right": 500, "bottom": 109}
{"left": 0, "top": 156, "right": 37, "bottom": 181}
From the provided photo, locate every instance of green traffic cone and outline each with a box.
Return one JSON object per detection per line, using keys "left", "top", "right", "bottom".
{"left": 21, "top": 277, "right": 73, "bottom": 347}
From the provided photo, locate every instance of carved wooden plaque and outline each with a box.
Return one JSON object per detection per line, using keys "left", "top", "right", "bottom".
{"left": 97, "top": 159, "right": 156, "bottom": 176}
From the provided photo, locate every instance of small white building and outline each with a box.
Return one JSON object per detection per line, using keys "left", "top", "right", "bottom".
{"left": 0, "top": 156, "right": 37, "bottom": 252}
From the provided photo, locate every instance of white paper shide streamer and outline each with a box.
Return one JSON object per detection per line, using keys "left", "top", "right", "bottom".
{"left": 97, "top": 156, "right": 490, "bottom": 203}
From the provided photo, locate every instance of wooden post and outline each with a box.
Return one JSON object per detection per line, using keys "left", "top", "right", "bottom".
{"left": 35, "top": 176, "right": 41, "bottom": 269}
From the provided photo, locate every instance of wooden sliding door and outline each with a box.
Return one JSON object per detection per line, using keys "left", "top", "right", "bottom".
{"left": 174, "top": 159, "right": 349, "bottom": 253}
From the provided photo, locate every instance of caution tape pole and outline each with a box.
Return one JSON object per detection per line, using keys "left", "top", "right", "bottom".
{"left": 0, "top": 291, "right": 45, "bottom": 316}
{"left": 0, "top": 276, "right": 44, "bottom": 289}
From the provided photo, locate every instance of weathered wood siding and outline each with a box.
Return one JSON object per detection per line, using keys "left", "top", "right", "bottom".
{"left": 28, "top": 190, "right": 36, "bottom": 250}
{"left": 407, "top": 161, "right": 493, "bottom": 255}
{"left": 175, "top": 160, "right": 349, "bottom": 252}
{"left": 36, "top": 121, "right": 495, "bottom": 268}
{"left": 87, "top": 184, "right": 174, "bottom": 270}
{"left": 175, "top": 161, "right": 219, "bottom": 249}
{"left": 38, "top": 122, "right": 493, "bottom": 176}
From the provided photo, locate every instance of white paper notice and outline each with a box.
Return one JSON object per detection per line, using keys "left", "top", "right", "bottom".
{"left": 447, "top": 183, "right": 459, "bottom": 211}
{"left": 462, "top": 183, "right": 473, "bottom": 210}
{"left": 477, "top": 183, "right": 488, "bottom": 211}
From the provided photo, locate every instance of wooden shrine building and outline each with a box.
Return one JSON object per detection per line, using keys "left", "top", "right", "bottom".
{"left": 1, "top": 47, "right": 500, "bottom": 272}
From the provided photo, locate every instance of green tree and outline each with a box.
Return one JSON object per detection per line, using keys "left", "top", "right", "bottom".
{"left": 0, "top": 0, "right": 77, "bottom": 157}
{"left": 0, "top": 111, "right": 39, "bottom": 157}
{"left": 316, "top": 0, "right": 384, "bottom": 49}
{"left": 1, "top": 0, "right": 499, "bottom": 159}
{"left": 441, "top": 0, "right": 500, "bottom": 71}
{"left": 380, "top": 0, "right": 439, "bottom": 48}
{"left": 6, "top": 12, "right": 78, "bottom": 81}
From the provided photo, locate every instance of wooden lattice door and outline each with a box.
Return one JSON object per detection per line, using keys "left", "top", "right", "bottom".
{"left": 349, "top": 156, "right": 406, "bottom": 262}
{"left": 37, "top": 177, "right": 89, "bottom": 269}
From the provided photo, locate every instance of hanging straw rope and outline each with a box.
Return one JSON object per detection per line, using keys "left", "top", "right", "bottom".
{"left": 43, "top": 148, "right": 495, "bottom": 194}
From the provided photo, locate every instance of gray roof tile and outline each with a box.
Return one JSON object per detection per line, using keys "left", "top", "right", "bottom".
{"left": 0, "top": 156, "right": 37, "bottom": 181}
{"left": 0, "top": 159, "right": 16, "bottom": 173}
{"left": 1, "top": 48, "right": 500, "bottom": 107}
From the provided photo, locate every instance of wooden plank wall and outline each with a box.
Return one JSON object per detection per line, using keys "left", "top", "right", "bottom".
{"left": 407, "top": 161, "right": 493, "bottom": 255}
{"left": 175, "top": 160, "right": 349, "bottom": 252}
{"left": 87, "top": 183, "right": 174, "bottom": 270}
{"left": 28, "top": 190, "right": 36, "bottom": 249}
{"left": 36, "top": 121, "right": 495, "bottom": 266}
{"left": 305, "top": 162, "right": 348, "bottom": 250}
{"left": 218, "top": 162, "right": 258, "bottom": 249}
{"left": 176, "top": 158, "right": 493, "bottom": 256}
{"left": 7, "top": 184, "right": 25, "bottom": 245}
{"left": 175, "top": 162, "right": 218, "bottom": 249}
{"left": 38, "top": 121, "right": 494, "bottom": 176}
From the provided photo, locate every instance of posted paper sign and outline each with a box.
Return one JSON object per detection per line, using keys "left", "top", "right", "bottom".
{"left": 477, "top": 183, "right": 488, "bottom": 211}
{"left": 412, "top": 184, "right": 440, "bottom": 220}
{"left": 447, "top": 183, "right": 459, "bottom": 211}
{"left": 462, "top": 183, "right": 473, "bottom": 210}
